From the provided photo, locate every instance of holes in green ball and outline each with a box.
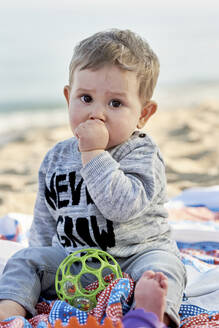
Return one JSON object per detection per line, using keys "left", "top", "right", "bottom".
{"left": 106, "top": 255, "right": 115, "bottom": 266}
{"left": 79, "top": 272, "right": 99, "bottom": 292}
{"left": 57, "top": 282, "right": 61, "bottom": 291}
{"left": 80, "top": 250, "right": 88, "bottom": 257}
{"left": 69, "top": 260, "right": 82, "bottom": 276}
{"left": 57, "top": 270, "right": 63, "bottom": 283}
{"left": 98, "top": 254, "right": 107, "bottom": 263}
{"left": 63, "top": 265, "right": 68, "bottom": 276}
{"left": 58, "top": 292, "right": 64, "bottom": 299}
{"left": 101, "top": 266, "right": 116, "bottom": 283}
{"left": 98, "top": 254, "right": 115, "bottom": 266}
{"left": 85, "top": 257, "right": 101, "bottom": 270}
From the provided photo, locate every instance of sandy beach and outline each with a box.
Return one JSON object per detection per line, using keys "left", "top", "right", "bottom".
{"left": 0, "top": 102, "right": 219, "bottom": 217}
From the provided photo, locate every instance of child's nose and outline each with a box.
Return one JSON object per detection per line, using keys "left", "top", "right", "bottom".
{"left": 89, "top": 104, "right": 105, "bottom": 121}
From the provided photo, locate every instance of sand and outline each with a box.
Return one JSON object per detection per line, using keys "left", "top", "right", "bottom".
{"left": 0, "top": 102, "right": 219, "bottom": 216}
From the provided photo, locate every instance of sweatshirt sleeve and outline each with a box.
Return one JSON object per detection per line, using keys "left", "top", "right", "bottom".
{"left": 28, "top": 153, "right": 57, "bottom": 247}
{"left": 80, "top": 139, "right": 166, "bottom": 222}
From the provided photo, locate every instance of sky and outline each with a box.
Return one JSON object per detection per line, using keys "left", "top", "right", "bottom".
{"left": 0, "top": 0, "right": 219, "bottom": 107}
{"left": 1, "top": 0, "right": 219, "bottom": 10}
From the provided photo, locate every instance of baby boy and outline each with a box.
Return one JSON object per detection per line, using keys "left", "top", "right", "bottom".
{"left": 0, "top": 29, "right": 186, "bottom": 327}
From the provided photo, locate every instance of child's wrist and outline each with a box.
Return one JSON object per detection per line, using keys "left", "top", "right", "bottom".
{"left": 81, "top": 149, "right": 105, "bottom": 166}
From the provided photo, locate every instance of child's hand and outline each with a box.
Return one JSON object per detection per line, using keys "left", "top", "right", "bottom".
{"left": 75, "top": 119, "right": 109, "bottom": 152}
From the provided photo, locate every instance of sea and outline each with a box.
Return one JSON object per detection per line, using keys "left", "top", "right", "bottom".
{"left": 0, "top": 0, "right": 219, "bottom": 144}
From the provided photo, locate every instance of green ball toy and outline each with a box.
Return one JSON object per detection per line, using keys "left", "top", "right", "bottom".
{"left": 55, "top": 248, "right": 122, "bottom": 311}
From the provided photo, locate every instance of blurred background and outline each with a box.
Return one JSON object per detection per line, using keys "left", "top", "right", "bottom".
{"left": 1, "top": 0, "right": 219, "bottom": 119}
{"left": 0, "top": 0, "right": 219, "bottom": 214}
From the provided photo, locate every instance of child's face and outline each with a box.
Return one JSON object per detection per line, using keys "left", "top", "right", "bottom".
{"left": 64, "top": 64, "right": 156, "bottom": 149}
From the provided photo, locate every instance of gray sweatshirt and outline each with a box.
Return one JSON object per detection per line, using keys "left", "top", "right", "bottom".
{"left": 29, "top": 131, "right": 179, "bottom": 258}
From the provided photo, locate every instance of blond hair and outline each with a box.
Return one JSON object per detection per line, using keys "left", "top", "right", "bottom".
{"left": 68, "top": 29, "right": 160, "bottom": 103}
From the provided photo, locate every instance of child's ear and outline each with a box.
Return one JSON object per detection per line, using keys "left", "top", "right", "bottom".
{"left": 63, "top": 85, "right": 70, "bottom": 106}
{"left": 137, "top": 101, "right": 157, "bottom": 129}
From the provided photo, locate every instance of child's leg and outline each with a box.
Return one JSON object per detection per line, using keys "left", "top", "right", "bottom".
{"left": 0, "top": 245, "right": 67, "bottom": 320}
{"left": 122, "top": 271, "right": 167, "bottom": 328}
{"left": 118, "top": 249, "right": 187, "bottom": 327}
{"left": 0, "top": 300, "right": 26, "bottom": 320}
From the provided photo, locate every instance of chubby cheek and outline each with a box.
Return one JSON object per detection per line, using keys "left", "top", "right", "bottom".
{"left": 67, "top": 98, "right": 87, "bottom": 134}
{"left": 68, "top": 110, "right": 82, "bottom": 135}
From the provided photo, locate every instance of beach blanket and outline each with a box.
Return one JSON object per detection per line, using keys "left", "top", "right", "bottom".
{"left": 0, "top": 187, "right": 219, "bottom": 327}
{"left": 167, "top": 193, "right": 219, "bottom": 327}
{"left": 0, "top": 274, "right": 133, "bottom": 328}
{"left": 177, "top": 240, "right": 219, "bottom": 327}
{"left": 0, "top": 273, "right": 133, "bottom": 328}
{"left": 168, "top": 185, "right": 219, "bottom": 212}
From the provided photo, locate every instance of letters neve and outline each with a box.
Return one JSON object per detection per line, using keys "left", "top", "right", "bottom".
{"left": 44, "top": 171, "right": 115, "bottom": 251}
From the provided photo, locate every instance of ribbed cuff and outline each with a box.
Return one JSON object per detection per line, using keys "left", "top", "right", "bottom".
{"left": 80, "top": 151, "right": 119, "bottom": 183}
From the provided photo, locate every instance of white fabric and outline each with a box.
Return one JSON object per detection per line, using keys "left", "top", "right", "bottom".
{"left": 0, "top": 212, "right": 33, "bottom": 246}
{"left": 167, "top": 185, "right": 219, "bottom": 211}
{"left": 171, "top": 219, "right": 219, "bottom": 242}
{"left": 0, "top": 240, "right": 24, "bottom": 275}
{"left": 0, "top": 213, "right": 32, "bottom": 274}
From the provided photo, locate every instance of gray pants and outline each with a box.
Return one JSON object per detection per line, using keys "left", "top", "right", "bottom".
{"left": 0, "top": 246, "right": 186, "bottom": 327}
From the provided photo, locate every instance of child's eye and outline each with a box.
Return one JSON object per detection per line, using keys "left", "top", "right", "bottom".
{"left": 80, "top": 95, "right": 92, "bottom": 103}
{"left": 109, "top": 99, "right": 122, "bottom": 108}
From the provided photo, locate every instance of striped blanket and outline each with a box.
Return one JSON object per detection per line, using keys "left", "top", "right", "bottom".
{"left": 0, "top": 187, "right": 219, "bottom": 327}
